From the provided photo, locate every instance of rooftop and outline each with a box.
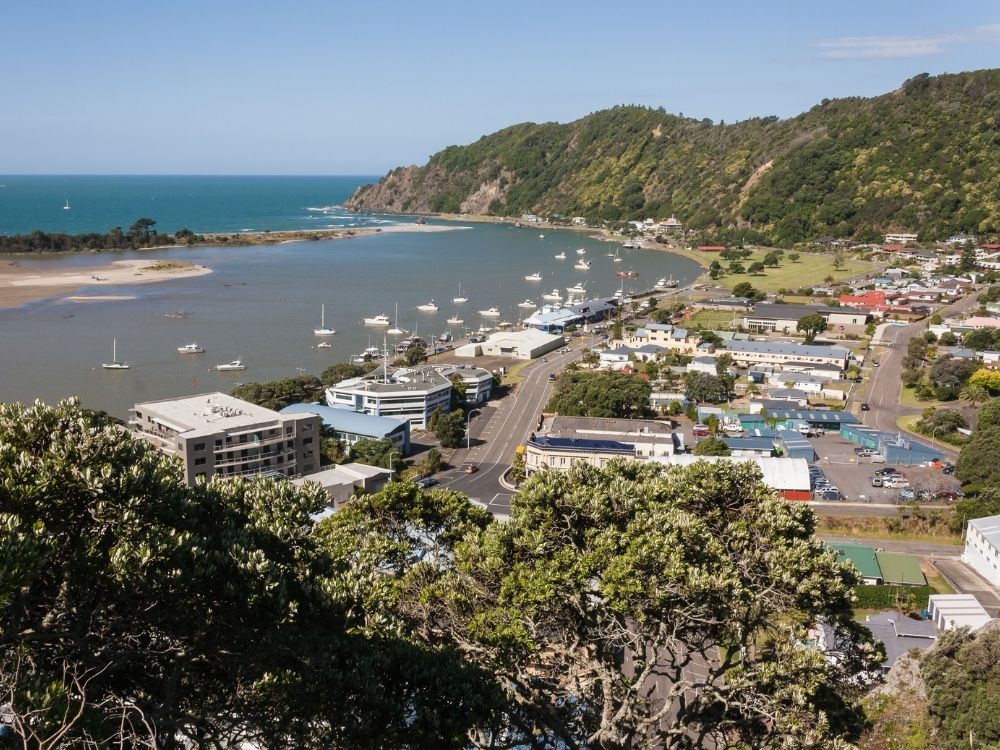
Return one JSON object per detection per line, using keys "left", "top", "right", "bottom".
{"left": 968, "top": 514, "right": 1000, "bottom": 548}
{"left": 280, "top": 403, "right": 408, "bottom": 435}
{"left": 528, "top": 436, "right": 636, "bottom": 454}
{"left": 664, "top": 455, "right": 809, "bottom": 491}
{"left": 828, "top": 542, "right": 882, "bottom": 580}
{"left": 135, "top": 392, "right": 296, "bottom": 438}
{"left": 726, "top": 340, "right": 850, "bottom": 359}
{"left": 875, "top": 551, "right": 927, "bottom": 586}
{"left": 745, "top": 303, "right": 836, "bottom": 320}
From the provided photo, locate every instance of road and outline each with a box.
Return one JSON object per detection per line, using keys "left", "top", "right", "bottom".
{"left": 934, "top": 559, "right": 1000, "bottom": 616}
{"left": 438, "top": 347, "right": 581, "bottom": 516}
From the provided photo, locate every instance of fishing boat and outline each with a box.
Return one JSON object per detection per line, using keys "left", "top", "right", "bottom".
{"left": 566, "top": 283, "right": 587, "bottom": 296}
{"left": 364, "top": 313, "right": 391, "bottom": 326}
{"left": 452, "top": 283, "right": 468, "bottom": 304}
{"left": 518, "top": 299, "right": 536, "bottom": 308}
{"left": 216, "top": 358, "right": 247, "bottom": 371}
{"left": 313, "top": 304, "right": 336, "bottom": 336}
{"left": 446, "top": 313, "right": 464, "bottom": 325}
{"left": 542, "top": 288, "right": 563, "bottom": 302}
{"left": 524, "top": 271, "right": 542, "bottom": 282}
{"left": 554, "top": 251, "right": 566, "bottom": 260}
{"left": 576, "top": 248, "right": 586, "bottom": 255}
{"left": 479, "top": 307, "right": 501, "bottom": 317}
{"left": 574, "top": 259, "right": 591, "bottom": 270}
{"left": 101, "top": 338, "right": 129, "bottom": 370}
{"left": 176, "top": 342, "right": 205, "bottom": 354}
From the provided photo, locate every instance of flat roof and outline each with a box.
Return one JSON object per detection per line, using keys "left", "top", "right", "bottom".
{"left": 546, "top": 416, "right": 675, "bottom": 437}
{"left": 745, "top": 303, "right": 835, "bottom": 320}
{"left": 722, "top": 437, "right": 776, "bottom": 451}
{"left": 968, "top": 514, "right": 1000, "bottom": 549}
{"left": 134, "top": 392, "right": 293, "bottom": 437}
{"left": 280, "top": 403, "right": 408, "bottom": 436}
{"left": 726, "top": 340, "right": 850, "bottom": 359}
{"left": 875, "top": 551, "right": 926, "bottom": 586}
{"left": 740, "top": 409, "right": 859, "bottom": 425}
{"left": 528, "top": 436, "right": 635, "bottom": 454}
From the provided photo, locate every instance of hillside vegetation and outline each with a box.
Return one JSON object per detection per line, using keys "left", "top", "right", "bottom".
{"left": 347, "top": 70, "right": 1000, "bottom": 244}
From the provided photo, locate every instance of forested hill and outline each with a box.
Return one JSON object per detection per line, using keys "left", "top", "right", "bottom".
{"left": 346, "top": 69, "right": 1000, "bottom": 244}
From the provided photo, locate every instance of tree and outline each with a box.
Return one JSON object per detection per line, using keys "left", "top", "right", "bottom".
{"left": 321, "top": 361, "right": 376, "bottom": 386}
{"left": 434, "top": 409, "right": 466, "bottom": 449}
{"left": 420, "top": 447, "right": 444, "bottom": 474}
{"left": 340, "top": 461, "right": 881, "bottom": 749}
{"left": 969, "top": 369, "right": 1000, "bottom": 394}
{"left": 731, "top": 281, "right": 755, "bottom": 298}
{"left": 916, "top": 408, "right": 967, "bottom": 436}
{"left": 0, "top": 399, "right": 486, "bottom": 749}
{"left": 929, "top": 357, "right": 978, "bottom": 391}
{"left": 684, "top": 372, "right": 729, "bottom": 404}
{"left": 788, "top": 252, "right": 801, "bottom": 263}
{"left": 693, "top": 436, "right": 730, "bottom": 455}
{"left": 832, "top": 252, "right": 846, "bottom": 271}
{"left": 956, "top": 426, "right": 1000, "bottom": 486}
{"left": 938, "top": 331, "right": 958, "bottom": 346}
{"left": 959, "top": 383, "right": 990, "bottom": 407}
{"left": 728, "top": 261, "right": 745, "bottom": 274}
{"left": 747, "top": 261, "right": 765, "bottom": 275}
{"left": 762, "top": 251, "right": 780, "bottom": 267}
{"left": 547, "top": 371, "right": 653, "bottom": 418}
{"left": 351, "top": 437, "right": 403, "bottom": 470}
{"left": 714, "top": 352, "right": 734, "bottom": 378}
{"left": 448, "top": 374, "right": 468, "bottom": 409}
{"left": 959, "top": 242, "right": 977, "bottom": 272}
{"left": 796, "top": 312, "right": 828, "bottom": 343}
{"left": 975, "top": 398, "right": 1000, "bottom": 431}
{"left": 231, "top": 375, "right": 324, "bottom": 411}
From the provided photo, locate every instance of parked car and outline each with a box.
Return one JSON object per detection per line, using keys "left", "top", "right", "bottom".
{"left": 883, "top": 477, "right": 910, "bottom": 489}
{"left": 875, "top": 467, "right": 902, "bottom": 476}
{"left": 692, "top": 423, "right": 710, "bottom": 437}
{"left": 857, "top": 449, "right": 874, "bottom": 458}
{"left": 942, "top": 465, "right": 956, "bottom": 475}
{"left": 898, "top": 487, "right": 917, "bottom": 502}
{"left": 815, "top": 489, "right": 842, "bottom": 501}
{"left": 860, "top": 402, "right": 870, "bottom": 411}
{"left": 548, "top": 373, "right": 556, "bottom": 381}
{"left": 934, "top": 489, "right": 963, "bottom": 501}
{"left": 871, "top": 475, "right": 884, "bottom": 487}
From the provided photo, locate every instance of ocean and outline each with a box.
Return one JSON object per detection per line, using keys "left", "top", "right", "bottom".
{"left": 0, "top": 176, "right": 703, "bottom": 417}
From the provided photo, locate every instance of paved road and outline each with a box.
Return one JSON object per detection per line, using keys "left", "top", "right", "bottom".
{"left": 438, "top": 347, "right": 581, "bottom": 515}
{"left": 934, "top": 558, "right": 1000, "bottom": 616}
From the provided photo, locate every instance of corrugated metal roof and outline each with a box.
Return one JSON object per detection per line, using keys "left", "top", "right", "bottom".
{"left": 829, "top": 543, "right": 882, "bottom": 580}
{"left": 968, "top": 515, "right": 1000, "bottom": 549}
{"left": 280, "top": 403, "right": 408, "bottom": 436}
{"left": 875, "top": 551, "right": 927, "bottom": 586}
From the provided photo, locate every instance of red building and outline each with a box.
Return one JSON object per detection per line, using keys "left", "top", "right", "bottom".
{"left": 696, "top": 245, "right": 726, "bottom": 252}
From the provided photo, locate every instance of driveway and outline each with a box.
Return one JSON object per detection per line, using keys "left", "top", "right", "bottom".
{"left": 934, "top": 559, "right": 1000, "bottom": 616}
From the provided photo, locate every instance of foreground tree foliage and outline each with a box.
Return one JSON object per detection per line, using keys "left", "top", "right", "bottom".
{"left": 0, "top": 400, "right": 491, "bottom": 749}
{"left": 324, "top": 461, "right": 882, "bottom": 749}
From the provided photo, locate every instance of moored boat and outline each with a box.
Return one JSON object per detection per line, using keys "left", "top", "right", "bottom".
{"left": 177, "top": 342, "right": 205, "bottom": 354}
{"left": 216, "top": 358, "right": 246, "bottom": 372}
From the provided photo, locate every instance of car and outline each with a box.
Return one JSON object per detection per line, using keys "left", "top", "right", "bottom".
{"left": 692, "top": 423, "right": 710, "bottom": 437}
{"left": 871, "top": 476, "right": 884, "bottom": 487}
{"left": 942, "top": 465, "right": 956, "bottom": 475}
{"left": 898, "top": 487, "right": 917, "bottom": 502}
{"left": 860, "top": 402, "right": 870, "bottom": 411}
{"left": 934, "top": 489, "right": 963, "bottom": 501}
{"left": 461, "top": 464, "right": 479, "bottom": 474}
{"left": 873, "top": 361, "right": 880, "bottom": 367}
{"left": 883, "top": 477, "right": 910, "bottom": 489}
{"left": 816, "top": 489, "right": 841, "bottom": 501}
{"left": 875, "top": 467, "right": 901, "bottom": 476}
{"left": 857, "top": 449, "right": 874, "bottom": 458}
{"left": 415, "top": 477, "right": 439, "bottom": 489}
{"left": 854, "top": 376, "right": 864, "bottom": 383}
{"left": 548, "top": 373, "right": 556, "bottom": 381}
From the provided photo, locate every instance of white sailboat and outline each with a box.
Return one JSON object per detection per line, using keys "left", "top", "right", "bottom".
{"left": 387, "top": 302, "right": 408, "bottom": 336}
{"left": 313, "top": 304, "right": 336, "bottom": 336}
{"left": 452, "top": 283, "right": 468, "bottom": 304}
{"left": 63, "top": 199, "right": 71, "bottom": 211}
{"left": 101, "top": 338, "right": 129, "bottom": 370}
{"left": 613, "top": 248, "right": 623, "bottom": 263}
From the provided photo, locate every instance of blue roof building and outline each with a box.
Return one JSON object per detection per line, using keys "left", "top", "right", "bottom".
{"left": 281, "top": 403, "right": 411, "bottom": 454}
{"left": 523, "top": 307, "right": 584, "bottom": 333}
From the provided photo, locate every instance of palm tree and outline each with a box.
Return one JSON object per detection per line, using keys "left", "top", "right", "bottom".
{"left": 960, "top": 384, "right": 990, "bottom": 407}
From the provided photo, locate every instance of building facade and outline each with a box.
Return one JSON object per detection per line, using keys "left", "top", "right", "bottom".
{"left": 131, "top": 393, "right": 322, "bottom": 485}
{"left": 963, "top": 514, "right": 1000, "bottom": 586}
{"left": 724, "top": 340, "right": 851, "bottom": 370}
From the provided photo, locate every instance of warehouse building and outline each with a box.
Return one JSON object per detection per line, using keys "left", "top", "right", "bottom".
{"left": 455, "top": 328, "right": 564, "bottom": 360}
{"left": 927, "top": 594, "right": 992, "bottom": 631}
{"left": 963, "top": 514, "right": 1000, "bottom": 586}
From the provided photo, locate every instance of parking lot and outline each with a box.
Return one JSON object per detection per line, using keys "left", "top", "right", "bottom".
{"left": 809, "top": 434, "right": 960, "bottom": 503}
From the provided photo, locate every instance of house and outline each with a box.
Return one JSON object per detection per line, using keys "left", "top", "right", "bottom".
{"left": 839, "top": 291, "right": 887, "bottom": 309}
{"left": 863, "top": 612, "right": 937, "bottom": 672}
{"left": 541, "top": 415, "right": 682, "bottom": 459}
{"left": 884, "top": 232, "right": 919, "bottom": 244}
{"left": 280, "top": 403, "right": 411, "bottom": 454}
{"left": 724, "top": 340, "right": 851, "bottom": 370}
{"left": 875, "top": 551, "right": 927, "bottom": 586}
{"left": 571, "top": 216, "right": 587, "bottom": 226}
{"left": 722, "top": 436, "right": 776, "bottom": 457}
{"left": 963, "top": 514, "right": 1000, "bottom": 586}
{"left": 524, "top": 436, "right": 636, "bottom": 475}
{"left": 829, "top": 543, "right": 883, "bottom": 584}
{"left": 927, "top": 594, "right": 993, "bottom": 631}
{"left": 686, "top": 356, "right": 718, "bottom": 376}
{"left": 291, "top": 463, "right": 393, "bottom": 509}
{"left": 740, "top": 303, "right": 865, "bottom": 334}
{"left": 131, "top": 393, "right": 323, "bottom": 485}
{"left": 626, "top": 323, "right": 697, "bottom": 353}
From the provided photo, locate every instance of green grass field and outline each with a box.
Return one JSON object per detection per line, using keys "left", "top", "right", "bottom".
{"left": 686, "top": 310, "right": 738, "bottom": 330}
{"left": 899, "top": 385, "right": 946, "bottom": 409}
{"left": 716, "top": 250, "right": 878, "bottom": 293}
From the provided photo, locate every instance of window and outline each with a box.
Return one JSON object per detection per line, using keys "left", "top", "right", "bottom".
{"left": 303, "top": 437, "right": 313, "bottom": 445}
{"left": 194, "top": 457, "right": 206, "bottom": 466}
{"left": 193, "top": 442, "right": 206, "bottom": 452}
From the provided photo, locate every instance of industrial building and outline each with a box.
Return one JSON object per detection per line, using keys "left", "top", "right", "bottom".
{"left": 927, "top": 594, "right": 992, "bottom": 631}
{"left": 840, "top": 424, "right": 945, "bottom": 465}
{"left": 455, "top": 328, "right": 564, "bottom": 360}
{"left": 963, "top": 514, "right": 1000, "bottom": 586}
{"left": 740, "top": 303, "right": 869, "bottom": 333}
{"left": 130, "top": 392, "right": 322, "bottom": 485}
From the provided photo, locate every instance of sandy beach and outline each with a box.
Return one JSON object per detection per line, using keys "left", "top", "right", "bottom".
{"left": 0, "top": 259, "right": 212, "bottom": 309}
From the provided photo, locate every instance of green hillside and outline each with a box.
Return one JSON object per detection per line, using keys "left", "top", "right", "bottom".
{"left": 347, "top": 70, "right": 1000, "bottom": 244}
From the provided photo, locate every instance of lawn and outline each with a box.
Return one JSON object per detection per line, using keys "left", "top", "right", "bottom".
{"left": 899, "top": 384, "right": 946, "bottom": 409}
{"left": 686, "top": 310, "right": 738, "bottom": 330}
{"left": 502, "top": 359, "right": 534, "bottom": 385}
{"left": 715, "top": 250, "right": 879, "bottom": 293}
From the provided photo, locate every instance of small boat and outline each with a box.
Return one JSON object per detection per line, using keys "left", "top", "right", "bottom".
{"left": 542, "top": 289, "right": 563, "bottom": 301}
{"left": 623, "top": 239, "right": 641, "bottom": 249}
{"left": 539, "top": 233, "right": 545, "bottom": 239}
{"left": 554, "top": 252, "right": 566, "bottom": 260}
{"left": 574, "top": 259, "right": 591, "bottom": 270}
{"left": 177, "top": 343, "right": 205, "bottom": 354}
{"left": 101, "top": 338, "right": 129, "bottom": 370}
{"left": 663, "top": 276, "right": 678, "bottom": 288}
{"left": 314, "top": 304, "right": 336, "bottom": 336}
{"left": 417, "top": 300, "right": 438, "bottom": 312}
{"left": 364, "top": 313, "right": 391, "bottom": 326}
{"left": 164, "top": 310, "right": 190, "bottom": 319}
{"left": 63, "top": 199, "right": 71, "bottom": 211}
{"left": 216, "top": 358, "right": 246, "bottom": 371}
{"left": 447, "top": 314, "right": 464, "bottom": 325}
{"left": 613, "top": 248, "right": 623, "bottom": 263}
{"left": 479, "top": 307, "right": 501, "bottom": 317}
{"left": 317, "top": 341, "right": 332, "bottom": 349}
{"left": 386, "top": 304, "right": 407, "bottom": 335}
{"left": 452, "top": 283, "right": 468, "bottom": 304}
{"left": 524, "top": 272, "right": 542, "bottom": 282}
{"left": 518, "top": 299, "right": 536, "bottom": 308}
{"left": 566, "top": 283, "right": 587, "bottom": 296}
{"left": 576, "top": 248, "right": 586, "bottom": 255}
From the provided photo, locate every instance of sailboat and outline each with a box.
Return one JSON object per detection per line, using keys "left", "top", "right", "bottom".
{"left": 554, "top": 251, "right": 566, "bottom": 260}
{"left": 452, "top": 283, "right": 468, "bottom": 304}
{"left": 613, "top": 248, "right": 623, "bottom": 263}
{"left": 101, "top": 338, "right": 129, "bottom": 370}
{"left": 63, "top": 199, "right": 71, "bottom": 211}
{"left": 313, "top": 304, "right": 336, "bottom": 336}
{"left": 387, "top": 302, "right": 408, "bottom": 336}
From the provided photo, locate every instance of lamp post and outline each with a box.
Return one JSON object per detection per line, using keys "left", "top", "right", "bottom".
{"left": 387, "top": 449, "right": 399, "bottom": 478}
{"left": 466, "top": 409, "right": 481, "bottom": 453}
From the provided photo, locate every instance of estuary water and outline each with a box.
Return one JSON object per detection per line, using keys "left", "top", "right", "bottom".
{"left": 0, "top": 177, "right": 702, "bottom": 417}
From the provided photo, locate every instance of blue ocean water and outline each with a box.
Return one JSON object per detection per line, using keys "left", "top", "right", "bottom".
{"left": 0, "top": 175, "right": 386, "bottom": 235}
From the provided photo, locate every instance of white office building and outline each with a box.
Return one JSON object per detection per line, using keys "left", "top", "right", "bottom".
{"left": 326, "top": 365, "right": 453, "bottom": 429}
{"left": 131, "top": 393, "right": 322, "bottom": 485}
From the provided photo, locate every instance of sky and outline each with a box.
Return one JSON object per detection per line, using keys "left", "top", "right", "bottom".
{"left": 2, "top": 0, "right": 998, "bottom": 175}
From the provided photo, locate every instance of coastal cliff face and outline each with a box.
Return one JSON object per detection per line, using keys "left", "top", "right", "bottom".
{"left": 346, "top": 69, "right": 1000, "bottom": 243}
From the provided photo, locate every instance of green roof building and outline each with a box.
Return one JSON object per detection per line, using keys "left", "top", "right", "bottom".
{"left": 829, "top": 543, "right": 883, "bottom": 584}
{"left": 875, "top": 551, "right": 926, "bottom": 587}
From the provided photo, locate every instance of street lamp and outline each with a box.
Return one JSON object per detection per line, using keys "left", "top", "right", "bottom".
{"left": 387, "top": 449, "right": 399, "bottom": 478}
{"left": 466, "top": 409, "right": 481, "bottom": 452}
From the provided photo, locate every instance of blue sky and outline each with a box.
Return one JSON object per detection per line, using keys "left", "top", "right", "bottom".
{"left": 2, "top": 1, "right": 997, "bottom": 174}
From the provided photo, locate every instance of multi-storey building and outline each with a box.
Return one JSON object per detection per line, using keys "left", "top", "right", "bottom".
{"left": 130, "top": 392, "right": 322, "bottom": 485}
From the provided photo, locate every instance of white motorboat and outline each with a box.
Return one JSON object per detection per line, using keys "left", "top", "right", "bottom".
{"left": 623, "top": 239, "right": 641, "bottom": 248}
{"left": 518, "top": 299, "right": 536, "bottom": 308}
{"left": 216, "top": 358, "right": 246, "bottom": 372}
{"left": 574, "top": 259, "right": 591, "bottom": 270}
{"left": 317, "top": 341, "right": 332, "bottom": 349}
{"left": 576, "top": 248, "right": 586, "bottom": 255}
{"left": 313, "top": 304, "right": 336, "bottom": 336}
{"left": 554, "top": 251, "right": 566, "bottom": 259}
{"left": 101, "top": 338, "right": 129, "bottom": 370}
{"left": 452, "top": 283, "right": 468, "bottom": 304}
{"left": 542, "top": 288, "right": 563, "bottom": 301}
{"left": 539, "top": 233, "right": 545, "bottom": 239}
{"left": 566, "top": 283, "right": 587, "bottom": 296}
{"left": 524, "top": 271, "right": 542, "bottom": 282}
{"left": 479, "top": 307, "right": 501, "bottom": 317}
{"left": 176, "top": 342, "right": 205, "bottom": 354}
{"left": 364, "top": 313, "right": 391, "bottom": 326}
{"left": 417, "top": 300, "right": 438, "bottom": 312}
{"left": 447, "top": 314, "right": 464, "bottom": 325}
